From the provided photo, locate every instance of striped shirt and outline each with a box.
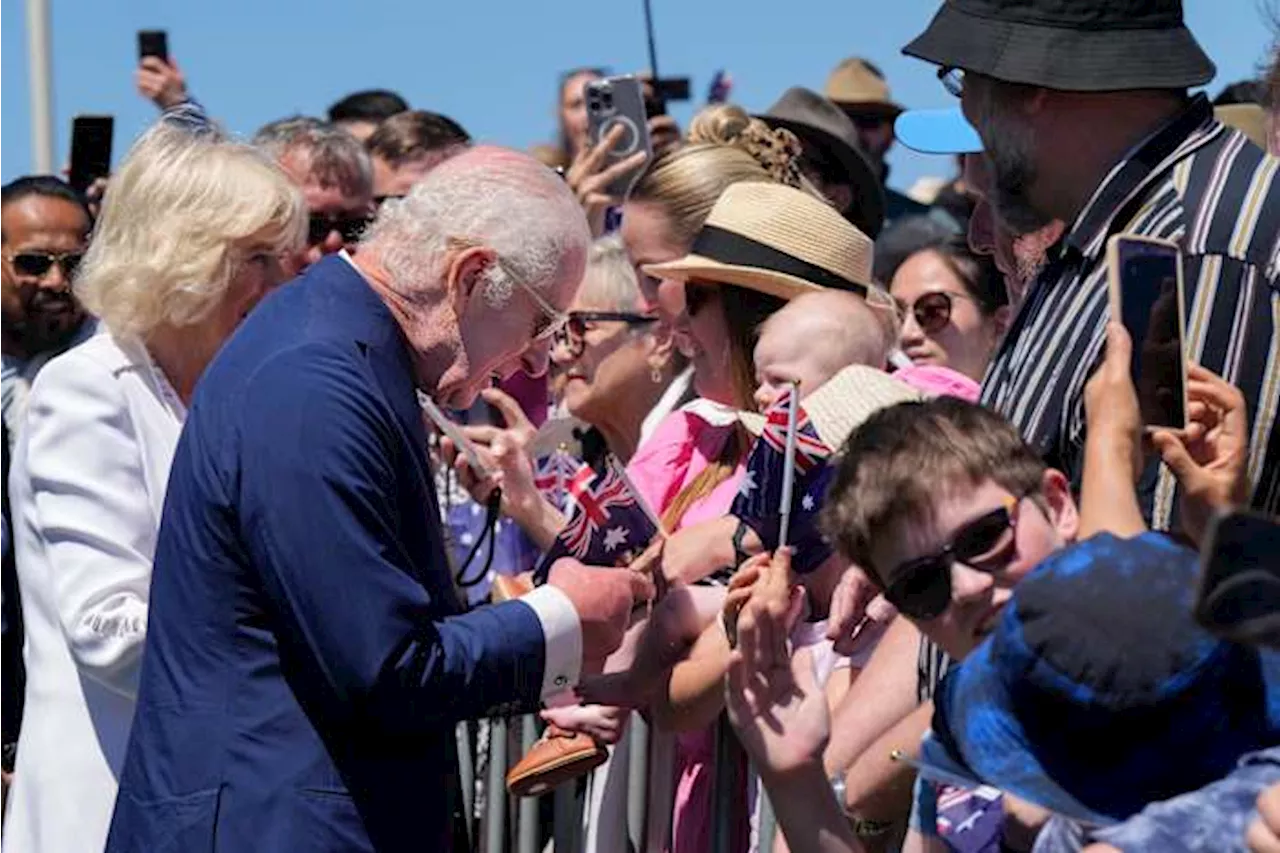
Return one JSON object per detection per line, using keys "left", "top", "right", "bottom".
{"left": 924, "top": 96, "right": 1280, "bottom": 701}
{"left": 981, "top": 94, "right": 1280, "bottom": 529}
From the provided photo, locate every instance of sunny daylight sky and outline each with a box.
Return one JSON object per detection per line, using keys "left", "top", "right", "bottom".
{"left": 1, "top": 0, "right": 1275, "bottom": 191}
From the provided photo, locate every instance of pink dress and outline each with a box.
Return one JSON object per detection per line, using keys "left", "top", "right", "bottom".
{"left": 626, "top": 401, "right": 748, "bottom": 853}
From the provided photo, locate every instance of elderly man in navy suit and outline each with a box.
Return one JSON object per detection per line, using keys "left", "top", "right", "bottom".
{"left": 106, "top": 146, "right": 653, "bottom": 853}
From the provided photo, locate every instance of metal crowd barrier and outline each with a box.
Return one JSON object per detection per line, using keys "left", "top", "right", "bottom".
{"left": 462, "top": 711, "right": 779, "bottom": 853}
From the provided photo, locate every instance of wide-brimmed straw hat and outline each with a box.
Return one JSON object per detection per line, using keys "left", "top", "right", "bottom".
{"left": 903, "top": 0, "right": 1215, "bottom": 92}
{"left": 642, "top": 182, "right": 874, "bottom": 301}
{"left": 755, "top": 87, "right": 886, "bottom": 237}
{"left": 824, "top": 58, "right": 903, "bottom": 117}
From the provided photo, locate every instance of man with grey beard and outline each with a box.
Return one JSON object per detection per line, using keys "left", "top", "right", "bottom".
{"left": 903, "top": 0, "right": 1280, "bottom": 533}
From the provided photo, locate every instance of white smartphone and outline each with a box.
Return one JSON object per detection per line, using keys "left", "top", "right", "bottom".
{"left": 1104, "top": 234, "right": 1189, "bottom": 430}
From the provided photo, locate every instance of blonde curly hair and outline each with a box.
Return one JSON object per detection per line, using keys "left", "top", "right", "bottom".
{"left": 629, "top": 104, "right": 822, "bottom": 248}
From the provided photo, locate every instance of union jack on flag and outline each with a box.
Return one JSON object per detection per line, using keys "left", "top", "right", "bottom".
{"left": 533, "top": 448, "right": 583, "bottom": 510}
{"left": 534, "top": 457, "right": 659, "bottom": 581}
{"left": 759, "top": 386, "right": 830, "bottom": 474}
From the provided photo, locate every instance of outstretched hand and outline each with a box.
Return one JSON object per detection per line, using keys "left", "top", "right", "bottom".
{"left": 564, "top": 124, "right": 648, "bottom": 237}
{"left": 136, "top": 56, "right": 188, "bottom": 110}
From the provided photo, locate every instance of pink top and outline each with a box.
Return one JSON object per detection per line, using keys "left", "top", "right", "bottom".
{"left": 626, "top": 402, "right": 748, "bottom": 853}
{"left": 893, "top": 364, "right": 982, "bottom": 402}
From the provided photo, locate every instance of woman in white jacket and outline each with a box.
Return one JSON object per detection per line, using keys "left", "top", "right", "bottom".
{"left": 4, "top": 121, "right": 304, "bottom": 852}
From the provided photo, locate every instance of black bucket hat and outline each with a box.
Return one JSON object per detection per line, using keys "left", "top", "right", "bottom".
{"left": 902, "top": 0, "right": 1215, "bottom": 92}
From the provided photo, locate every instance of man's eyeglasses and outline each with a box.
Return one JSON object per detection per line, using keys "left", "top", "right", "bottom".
{"left": 895, "top": 290, "right": 978, "bottom": 336}
{"left": 552, "top": 311, "right": 659, "bottom": 358}
{"left": 5, "top": 251, "right": 84, "bottom": 279}
{"left": 307, "top": 213, "right": 374, "bottom": 247}
{"left": 881, "top": 493, "right": 1031, "bottom": 621}
{"left": 374, "top": 194, "right": 404, "bottom": 209}
{"left": 938, "top": 66, "right": 965, "bottom": 99}
{"left": 446, "top": 236, "right": 570, "bottom": 346}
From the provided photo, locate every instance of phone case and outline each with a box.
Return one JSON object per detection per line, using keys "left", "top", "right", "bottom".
{"left": 584, "top": 76, "right": 653, "bottom": 200}
{"left": 1103, "top": 233, "right": 1190, "bottom": 430}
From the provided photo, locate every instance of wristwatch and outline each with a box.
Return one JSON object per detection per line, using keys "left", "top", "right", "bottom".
{"left": 830, "top": 772, "right": 892, "bottom": 838}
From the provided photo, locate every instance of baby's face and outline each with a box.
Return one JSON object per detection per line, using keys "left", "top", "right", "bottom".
{"left": 753, "top": 325, "right": 841, "bottom": 411}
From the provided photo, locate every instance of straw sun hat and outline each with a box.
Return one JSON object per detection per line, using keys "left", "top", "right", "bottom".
{"left": 642, "top": 181, "right": 875, "bottom": 301}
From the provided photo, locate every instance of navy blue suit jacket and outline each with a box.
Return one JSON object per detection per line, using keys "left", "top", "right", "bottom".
{"left": 107, "top": 257, "right": 549, "bottom": 852}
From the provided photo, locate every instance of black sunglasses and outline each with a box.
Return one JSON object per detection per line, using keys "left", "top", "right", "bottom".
{"left": 553, "top": 310, "right": 657, "bottom": 358}
{"left": 7, "top": 251, "right": 83, "bottom": 279}
{"left": 896, "top": 290, "right": 978, "bottom": 336}
{"left": 307, "top": 213, "right": 373, "bottom": 247}
{"left": 881, "top": 493, "right": 1029, "bottom": 621}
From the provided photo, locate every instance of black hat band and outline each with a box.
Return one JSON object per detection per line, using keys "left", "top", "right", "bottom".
{"left": 691, "top": 225, "right": 867, "bottom": 296}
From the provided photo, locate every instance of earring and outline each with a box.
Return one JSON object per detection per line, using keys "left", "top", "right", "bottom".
{"left": 651, "top": 365, "right": 663, "bottom": 384}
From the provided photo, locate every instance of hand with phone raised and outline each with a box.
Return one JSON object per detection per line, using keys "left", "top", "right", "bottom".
{"left": 564, "top": 123, "right": 649, "bottom": 238}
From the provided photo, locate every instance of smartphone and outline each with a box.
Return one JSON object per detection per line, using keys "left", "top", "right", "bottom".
{"left": 584, "top": 75, "right": 653, "bottom": 200}
{"left": 1195, "top": 509, "right": 1280, "bottom": 648}
{"left": 68, "top": 115, "right": 114, "bottom": 194}
{"left": 137, "top": 29, "right": 169, "bottom": 62}
{"left": 1105, "top": 234, "right": 1188, "bottom": 430}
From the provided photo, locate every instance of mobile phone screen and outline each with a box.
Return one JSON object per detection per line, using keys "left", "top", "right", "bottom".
{"left": 1196, "top": 510, "right": 1280, "bottom": 647}
{"left": 69, "top": 116, "right": 114, "bottom": 194}
{"left": 1114, "top": 239, "right": 1185, "bottom": 429}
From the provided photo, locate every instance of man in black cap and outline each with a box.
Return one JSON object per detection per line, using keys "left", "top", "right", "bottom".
{"left": 902, "top": 0, "right": 1280, "bottom": 531}
{"left": 756, "top": 87, "right": 887, "bottom": 238}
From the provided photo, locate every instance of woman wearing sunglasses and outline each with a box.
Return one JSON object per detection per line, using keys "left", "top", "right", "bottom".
{"left": 5, "top": 122, "right": 303, "bottom": 853}
{"left": 888, "top": 232, "right": 1009, "bottom": 383}
{"left": 549, "top": 235, "right": 684, "bottom": 463}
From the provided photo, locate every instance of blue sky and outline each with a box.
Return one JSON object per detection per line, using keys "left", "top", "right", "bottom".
{"left": 2, "top": 0, "right": 1274, "bottom": 191}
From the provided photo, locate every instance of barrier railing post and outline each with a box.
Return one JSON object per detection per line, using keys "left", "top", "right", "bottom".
{"left": 457, "top": 721, "right": 476, "bottom": 849}
{"left": 486, "top": 717, "right": 508, "bottom": 853}
{"left": 553, "top": 776, "right": 585, "bottom": 853}
{"left": 626, "top": 713, "right": 649, "bottom": 852}
{"left": 757, "top": 771, "right": 778, "bottom": 852}
{"left": 517, "top": 716, "right": 539, "bottom": 853}
{"left": 710, "top": 716, "right": 740, "bottom": 853}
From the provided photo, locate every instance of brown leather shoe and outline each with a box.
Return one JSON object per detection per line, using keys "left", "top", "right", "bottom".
{"left": 491, "top": 573, "right": 535, "bottom": 603}
{"left": 505, "top": 725, "right": 609, "bottom": 798}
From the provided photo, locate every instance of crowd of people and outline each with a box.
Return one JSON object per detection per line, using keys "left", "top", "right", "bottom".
{"left": 2, "top": 0, "right": 1280, "bottom": 852}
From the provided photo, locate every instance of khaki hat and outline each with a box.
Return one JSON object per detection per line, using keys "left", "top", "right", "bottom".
{"left": 642, "top": 182, "right": 874, "bottom": 301}
{"left": 1215, "top": 104, "right": 1268, "bottom": 150}
{"left": 824, "top": 57, "right": 903, "bottom": 116}
{"left": 740, "top": 365, "right": 923, "bottom": 450}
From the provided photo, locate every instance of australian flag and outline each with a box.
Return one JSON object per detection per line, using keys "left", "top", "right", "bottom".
{"left": 730, "top": 387, "right": 834, "bottom": 574}
{"left": 534, "top": 457, "right": 659, "bottom": 582}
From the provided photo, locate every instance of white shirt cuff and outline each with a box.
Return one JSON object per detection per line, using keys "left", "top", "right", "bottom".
{"left": 521, "top": 585, "right": 583, "bottom": 700}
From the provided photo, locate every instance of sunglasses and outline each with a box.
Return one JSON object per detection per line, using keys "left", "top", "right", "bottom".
{"left": 896, "top": 290, "right": 977, "bottom": 336}
{"left": 938, "top": 66, "right": 965, "bottom": 99}
{"left": 882, "top": 493, "right": 1030, "bottom": 621}
{"left": 684, "top": 281, "right": 721, "bottom": 317}
{"left": 552, "top": 310, "right": 658, "bottom": 358}
{"left": 6, "top": 251, "right": 83, "bottom": 279}
{"left": 307, "top": 213, "right": 373, "bottom": 247}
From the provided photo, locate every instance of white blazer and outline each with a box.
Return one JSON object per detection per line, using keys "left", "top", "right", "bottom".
{"left": 4, "top": 330, "right": 185, "bottom": 853}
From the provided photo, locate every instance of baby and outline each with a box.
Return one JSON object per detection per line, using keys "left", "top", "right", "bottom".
{"left": 575, "top": 290, "right": 892, "bottom": 709}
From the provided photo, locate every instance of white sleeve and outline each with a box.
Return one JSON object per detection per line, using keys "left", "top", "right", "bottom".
{"left": 519, "top": 585, "right": 583, "bottom": 699}
{"left": 24, "top": 360, "right": 154, "bottom": 699}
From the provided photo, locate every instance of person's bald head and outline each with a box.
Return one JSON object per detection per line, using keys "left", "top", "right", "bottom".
{"left": 753, "top": 289, "right": 890, "bottom": 410}
{"left": 357, "top": 145, "right": 590, "bottom": 409}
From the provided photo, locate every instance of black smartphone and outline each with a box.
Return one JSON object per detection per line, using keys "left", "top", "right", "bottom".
{"left": 1195, "top": 509, "right": 1280, "bottom": 648}
{"left": 585, "top": 75, "right": 653, "bottom": 199}
{"left": 1105, "top": 234, "right": 1188, "bottom": 430}
{"left": 68, "top": 115, "right": 114, "bottom": 194}
{"left": 138, "top": 29, "right": 169, "bottom": 62}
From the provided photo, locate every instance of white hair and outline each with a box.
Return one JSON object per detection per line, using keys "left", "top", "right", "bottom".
{"left": 361, "top": 150, "right": 589, "bottom": 306}
{"left": 580, "top": 235, "right": 643, "bottom": 311}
